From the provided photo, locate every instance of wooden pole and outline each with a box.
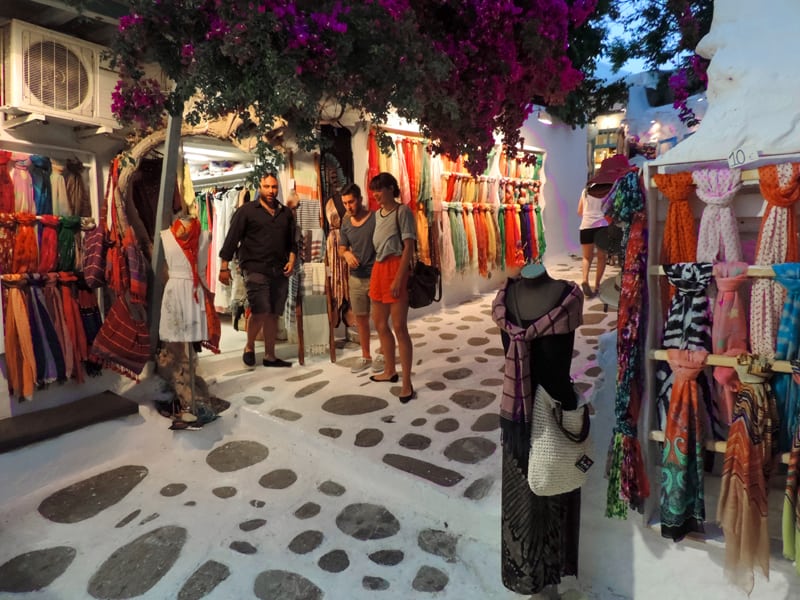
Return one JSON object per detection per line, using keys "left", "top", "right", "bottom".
{"left": 289, "top": 150, "right": 305, "bottom": 365}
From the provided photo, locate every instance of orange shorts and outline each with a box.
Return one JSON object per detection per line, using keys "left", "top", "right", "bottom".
{"left": 369, "top": 255, "right": 408, "bottom": 304}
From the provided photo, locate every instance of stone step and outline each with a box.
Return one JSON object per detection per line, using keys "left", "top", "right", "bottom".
{"left": 0, "top": 390, "right": 139, "bottom": 453}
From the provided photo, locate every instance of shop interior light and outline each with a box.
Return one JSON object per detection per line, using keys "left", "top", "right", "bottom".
{"left": 537, "top": 110, "right": 553, "bottom": 125}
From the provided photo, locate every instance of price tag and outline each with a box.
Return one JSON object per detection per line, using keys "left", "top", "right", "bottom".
{"left": 727, "top": 144, "right": 760, "bottom": 169}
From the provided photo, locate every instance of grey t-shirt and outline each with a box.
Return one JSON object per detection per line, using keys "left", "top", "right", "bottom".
{"left": 339, "top": 211, "right": 376, "bottom": 278}
{"left": 373, "top": 204, "right": 416, "bottom": 262}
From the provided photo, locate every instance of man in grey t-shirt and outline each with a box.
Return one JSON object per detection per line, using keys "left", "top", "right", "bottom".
{"left": 338, "top": 183, "right": 377, "bottom": 373}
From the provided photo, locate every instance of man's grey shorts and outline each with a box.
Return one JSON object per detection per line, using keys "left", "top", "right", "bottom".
{"left": 348, "top": 274, "right": 371, "bottom": 316}
{"left": 244, "top": 270, "right": 289, "bottom": 316}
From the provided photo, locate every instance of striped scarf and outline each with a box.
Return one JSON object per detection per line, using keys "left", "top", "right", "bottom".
{"left": 491, "top": 278, "right": 583, "bottom": 463}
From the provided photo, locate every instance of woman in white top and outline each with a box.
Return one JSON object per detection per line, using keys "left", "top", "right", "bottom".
{"left": 577, "top": 182, "right": 612, "bottom": 298}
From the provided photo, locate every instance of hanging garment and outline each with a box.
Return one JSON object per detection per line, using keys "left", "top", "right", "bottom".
{"left": 77, "top": 288, "right": 102, "bottom": 351}
{"left": 654, "top": 171, "right": 696, "bottom": 314}
{"left": 750, "top": 162, "right": 800, "bottom": 356}
{"left": 64, "top": 158, "right": 91, "bottom": 217}
{"left": 518, "top": 204, "right": 532, "bottom": 263}
{"left": 43, "top": 273, "right": 71, "bottom": 380}
{"left": 711, "top": 261, "right": 750, "bottom": 428}
{"left": 27, "top": 274, "right": 61, "bottom": 386}
{"left": 29, "top": 155, "right": 53, "bottom": 216}
{"left": 474, "top": 205, "right": 488, "bottom": 276}
{"left": 415, "top": 205, "right": 431, "bottom": 266}
{"left": 772, "top": 263, "right": 800, "bottom": 451}
{"left": 497, "top": 204, "right": 506, "bottom": 270}
{"left": 50, "top": 160, "right": 69, "bottom": 216}
{"left": 693, "top": 167, "right": 743, "bottom": 262}
{"left": 4, "top": 275, "right": 36, "bottom": 399}
{"left": 654, "top": 263, "right": 716, "bottom": 436}
{"left": 661, "top": 348, "right": 709, "bottom": 541}
{"left": 0, "top": 151, "right": 16, "bottom": 213}
{"left": 463, "top": 203, "right": 478, "bottom": 271}
{"left": 11, "top": 155, "right": 35, "bottom": 213}
{"left": 606, "top": 211, "right": 651, "bottom": 518}
{"left": 59, "top": 272, "right": 87, "bottom": 383}
{"left": 160, "top": 225, "right": 208, "bottom": 342}
{"left": 784, "top": 409, "right": 800, "bottom": 578}
{"left": 90, "top": 295, "right": 150, "bottom": 381}
{"left": 492, "top": 277, "right": 583, "bottom": 595}
{"left": 38, "top": 215, "right": 60, "bottom": 273}
{"left": 57, "top": 215, "right": 81, "bottom": 272}
{"left": 366, "top": 131, "right": 381, "bottom": 212}
{"left": 12, "top": 213, "right": 39, "bottom": 274}
{"left": 534, "top": 202, "right": 546, "bottom": 260}
{"left": 439, "top": 204, "right": 456, "bottom": 282}
{"left": 0, "top": 213, "right": 16, "bottom": 274}
{"left": 31, "top": 275, "right": 66, "bottom": 382}
{"left": 717, "top": 366, "right": 779, "bottom": 595}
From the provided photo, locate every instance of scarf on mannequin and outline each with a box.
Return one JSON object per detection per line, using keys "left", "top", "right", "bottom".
{"left": 491, "top": 278, "right": 583, "bottom": 462}
{"left": 693, "top": 167, "right": 743, "bottom": 263}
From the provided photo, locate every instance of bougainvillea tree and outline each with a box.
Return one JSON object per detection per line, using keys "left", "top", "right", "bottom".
{"left": 108, "top": 0, "right": 597, "bottom": 174}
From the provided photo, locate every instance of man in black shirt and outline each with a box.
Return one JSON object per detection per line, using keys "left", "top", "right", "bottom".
{"left": 219, "top": 174, "right": 297, "bottom": 367}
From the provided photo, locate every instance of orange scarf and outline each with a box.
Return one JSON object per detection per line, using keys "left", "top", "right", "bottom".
{"left": 755, "top": 162, "right": 800, "bottom": 263}
{"left": 4, "top": 275, "right": 36, "bottom": 399}
{"left": 171, "top": 218, "right": 201, "bottom": 301}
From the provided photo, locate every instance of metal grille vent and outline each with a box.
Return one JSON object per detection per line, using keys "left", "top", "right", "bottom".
{"left": 23, "top": 40, "right": 89, "bottom": 111}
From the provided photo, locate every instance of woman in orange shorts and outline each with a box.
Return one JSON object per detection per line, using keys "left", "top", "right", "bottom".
{"left": 368, "top": 172, "right": 416, "bottom": 403}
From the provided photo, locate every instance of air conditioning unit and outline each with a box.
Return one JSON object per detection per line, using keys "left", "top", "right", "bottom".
{"left": 0, "top": 19, "right": 119, "bottom": 129}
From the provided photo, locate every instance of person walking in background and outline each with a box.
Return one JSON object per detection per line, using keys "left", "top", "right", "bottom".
{"left": 219, "top": 173, "right": 297, "bottom": 368}
{"left": 368, "top": 172, "right": 416, "bottom": 403}
{"left": 577, "top": 181, "right": 611, "bottom": 298}
{"left": 338, "top": 183, "right": 377, "bottom": 373}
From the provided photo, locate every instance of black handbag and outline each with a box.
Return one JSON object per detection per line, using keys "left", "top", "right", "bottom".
{"left": 393, "top": 207, "right": 442, "bottom": 309}
{"left": 408, "top": 260, "right": 441, "bottom": 309}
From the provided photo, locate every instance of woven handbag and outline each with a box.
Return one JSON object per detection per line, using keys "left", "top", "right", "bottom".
{"left": 528, "top": 386, "right": 594, "bottom": 496}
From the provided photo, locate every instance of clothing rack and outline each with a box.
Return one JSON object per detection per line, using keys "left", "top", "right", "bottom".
{"left": 649, "top": 348, "right": 794, "bottom": 373}
{"left": 191, "top": 167, "right": 254, "bottom": 188}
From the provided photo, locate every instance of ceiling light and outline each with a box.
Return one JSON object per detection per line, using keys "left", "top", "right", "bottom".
{"left": 537, "top": 110, "right": 552, "bottom": 125}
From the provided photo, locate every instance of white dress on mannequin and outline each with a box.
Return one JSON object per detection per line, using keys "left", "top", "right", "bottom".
{"left": 159, "top": 226, "right": 210, "bottom": 342}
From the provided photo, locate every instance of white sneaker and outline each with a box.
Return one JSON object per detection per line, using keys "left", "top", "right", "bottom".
{"left": 372, "top": 354, "right": 385, "bottom": 372}
{"left": 351, "top": 358, "right": 372, "bottom": 373}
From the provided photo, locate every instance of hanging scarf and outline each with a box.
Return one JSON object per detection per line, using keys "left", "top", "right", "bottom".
{"left": 784, "top": 405, "right": 800, "bottom": 578}
{"left": 606, "top": 211, "right": 651, "bottom": 518}
{"left": 0, "top": 213, "right": 15, "bottom": 274}
{"left": 450, "top": 203, "right": 469, "bottom": 272}
{"left": 534, "top": 201, "right": 546, "bottom": 259}
{"left": 518, "top": 204, "right": 532, "bottom": 263}
{"left": 57, "top": 215, "right": 81, "bottom": 271}
{"left": 26, "top": 274, "right": 58, "bottom": 388}
{"left": 0, "top": 151, "right": 15, "bottom": 213}
{"left": 50, "top": 160, "right": 69, "bottom": 216}
{"left": 201, "top": 286, "right": 221, "bottom": 354}
{"left": 59, "top": 272, "right": 87, "bottom": 383}
{"left": 772, "top": 263, "right": 800, "bottom": 451}
{"left": 750, "top": 162, "right": 800, "bottom": 357}
{"left": 491, "top": 277, "right": 583, "bottom": 463}
{"left": 693, "top": 167, "right": 743, "bottom": 262}
{"left": 654, "top": 171, "right": 697, "bottom": 314}
{"left": 415, "top": 205, "right": 431, "bottom": 266}
{"left": 463, "top": 203, "right": 478, "bottom": 271}
{"left": 12, "top": 213, "right": 39, "bottom": 274}
{"left": 718, "top": 366, "right": 779, "bottom": 595}
{"left": 43, "top": 273, "right": 71, "bottom": 380}
{"left": 4, "top": 275, "right": 37, "bottom": 399}
{"left": 661, "top": 348, "right": 709, "bottom": 541}
{"left": 29, "top": 155, "right": 53, "bottom": 216}
{"left": 654, "top": 263, "right": 715, "bottom": 437}
{"left": 474, "top": 205, "right": 488, "bottom": 276}
{"left": 27, "top": 274, "right": 62, "bottom": 386}
{"left": 171, "top": 218, "right": 201, "bottom": 301}
{"left": 711, "top": 261, "right": 750, "bottom": 428}
{"left": 439, "top": 204, "right": 456, "bottom": 282}
{"left": 90, "top": 296, "right": 151, "bottom": 380}
{"left": 64, "top": 158, "right": 91, "bottom": 217}
{"left": 11, "top": 156, "right": 35, "bottom": 213}
{"left": 38, "top": 215, "right": 60, "bottom": 273}
{"left": 484, "top": 205, "right": 496, "bottom": 269}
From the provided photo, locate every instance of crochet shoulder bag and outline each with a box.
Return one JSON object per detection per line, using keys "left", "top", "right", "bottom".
{"left": 528, "top": 386, "right": 594, "bottom": 496}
